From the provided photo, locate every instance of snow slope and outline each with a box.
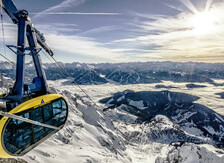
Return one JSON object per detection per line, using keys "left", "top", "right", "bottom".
{"left": 23, "top": 90, "right": 130, "bottom": 163}
{"left": 156, "top": 143, "right": 224, "bottom": 163}
{"left": 23, "top": 80, "right": 224, "bottom": 163}
{"left": 0, "top": 79, "right": 224, "bottom": 162}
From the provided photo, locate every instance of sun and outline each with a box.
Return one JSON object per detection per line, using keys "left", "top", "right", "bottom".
{"left": 181, "top": 0, "right": 220, "bottom": 36}
{"left": 189, "top": 10, "right": 219, "bottom": 36}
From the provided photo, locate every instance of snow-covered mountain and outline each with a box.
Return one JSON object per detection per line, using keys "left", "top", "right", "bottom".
{"left": 100, "top": 90, "right": 224, "bottom": 148}
{"left": 21, "top": 80, "right": 224, "bottom": 162}
{"left": 0, "top": 64, "right": 224, "bottom": 162}
{"left": 156, "top": 143, "right": 224, "bottom": 163}
{"left": 0, "top": 74, "right": 13, "bottom": 94}
{"left": 0, "top": 61, "right": 15, "bottom": 70}
{"left": 19, "top": 83, "right": 224, "bottom": 163}
{"left": 1, "top": 61, "right": 224, "bottom": 85}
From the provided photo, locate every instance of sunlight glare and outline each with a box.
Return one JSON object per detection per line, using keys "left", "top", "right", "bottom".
{"left": 190, "top": 10, "right": 219, "bottom": 35}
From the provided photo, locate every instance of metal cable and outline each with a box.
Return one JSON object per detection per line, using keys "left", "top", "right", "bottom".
{"left": 1, "top": 50, "right": 98, "bottom": 108}
{"left": 41, "top": 51, "right": 67, "bottom": 78}
{"left": 0, "top": 13, "right": 6, "bottom": 56}
{"left": 53, "top": 57, "right": 96, "bottom": 104}
{"left": 0, "top": 13, "right": 34, "bottom": 79}
{"left": 42, "top": 52, "right": 118, "bottom": 137}
{"left": 0, "top": 110, "right": 60, "bottom": 130}
{"left": 42, "top": 51, "right": 99, "bottom": 107}
{"left": 0, "top": 52, "right": 34, "bottom": 78}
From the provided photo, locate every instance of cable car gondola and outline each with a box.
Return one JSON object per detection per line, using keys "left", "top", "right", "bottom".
{"left": 0, "top": 94, "right": 68, "bottom": 157}
{"left": 0, "top": 0, "right": 69, "bottom": 158}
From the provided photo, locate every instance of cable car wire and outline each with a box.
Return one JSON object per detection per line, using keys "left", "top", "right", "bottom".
{"left": 0, "top": 52, "right": 34, "bottom": 78}
{"left": 0, "top": 110, "right": 60, "bottom": 130}
{"left": 0, "top": 6, "right": 6, "bottom": 57}
{"left": 42, "top": 50, "right": 101, "bottom": 109}
{"left": 41, "top": 51, "right": 68, "bottom": 78}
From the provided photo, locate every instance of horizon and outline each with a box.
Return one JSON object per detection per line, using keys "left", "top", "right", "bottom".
{"left": 1, "top": 59, "right": 224, "bottom": 65}
{"left": 0, "top": 0, "right": 224, "bottom": 63}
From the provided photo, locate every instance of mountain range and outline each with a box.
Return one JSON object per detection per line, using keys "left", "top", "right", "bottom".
{"left": 1, "top": 61, "right": 224, "bottom": 85}
{"left": 0, "top": 61, "right": 224, "bottom": 162}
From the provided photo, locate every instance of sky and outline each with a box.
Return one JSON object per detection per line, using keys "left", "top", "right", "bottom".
{"left": 0, "top": 0, "right": 224, "bottom": 63}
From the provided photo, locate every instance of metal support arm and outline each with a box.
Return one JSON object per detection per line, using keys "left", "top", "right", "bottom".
{"left": 4, "top": 10, "right": 48, "bottom": 105}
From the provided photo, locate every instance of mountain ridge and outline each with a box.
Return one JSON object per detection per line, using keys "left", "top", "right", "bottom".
{"left": 1, "top": 61, "right": 224, "bottom": 85}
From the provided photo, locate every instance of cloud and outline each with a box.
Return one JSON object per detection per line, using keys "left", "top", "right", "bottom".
{"left": 33, "top": 0, "right": 86, "bottom": 19}
{"left": 0, "top": 21, "right": 126, "bottom": 63}
{"left": 162, "top": 2, "right": 184, "bottom": 12}
{"left": 36, "top": 23, "right": 80, "bottom": 34}
{"left": 78, "top": 26, "right": 120, "bottom": 36}
{"left": 36, "top": 23, "right": 125, "bottom": 61}
{"left": 0, "top": 22, "right": 17, "bottom": 41}
{"left": 0, "top": 21, "right": 131, "bottom": 63}
{"left": 45, "top": 34, "right": 127, "bottom": 62}
{"left": 30, "top": 12, "right": 121, "bottom": 16}
{"left": 2, "top": 0, "right": 224, "bottom": 63}
{"left": 108, "top": 2, "right": 224, "bottom": 62}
